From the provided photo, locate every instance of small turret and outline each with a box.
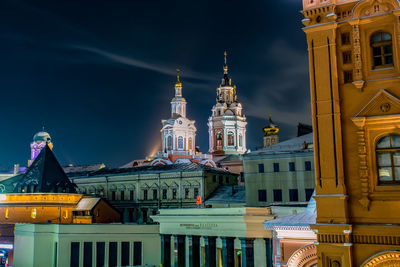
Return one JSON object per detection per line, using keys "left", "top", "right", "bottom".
{"left": 263, "top": 114, "right": 279, "bottom": 147}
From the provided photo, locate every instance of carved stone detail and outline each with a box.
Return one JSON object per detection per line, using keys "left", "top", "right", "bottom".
{"left": 361, "top": 251, "right": 400, "bottom": 267}
{"left": 287, "top": 244, "right": 318, "bottom": 267}
{"left": 357, "top": 127, "right": 370, "bottom": 210}
{"left": 352, "top": 24, "right": 363, "bottom": 83}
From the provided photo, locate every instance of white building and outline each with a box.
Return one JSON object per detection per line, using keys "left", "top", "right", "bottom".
{"left": 208, "top": 52, "right": 247, "bottom": 156}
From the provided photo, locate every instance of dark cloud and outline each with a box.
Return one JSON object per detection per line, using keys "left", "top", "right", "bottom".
{"left": 0, "top": 0, "right": 309, "bottom": 168}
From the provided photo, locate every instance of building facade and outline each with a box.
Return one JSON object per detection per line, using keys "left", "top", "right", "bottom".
{"left": 244, "top": 133, "right": 315, "bottom": 207}
{"left": 68, "top": 163, "right": 238, "bottom": 223}
{"left": 208, "top": 52, "right": 247, "bottom": 156}
{"left": 302, "top": 0, "right": 400, "bottom": 266}
{"left": 13, "top": 224, "right": 160, "bottom": 267}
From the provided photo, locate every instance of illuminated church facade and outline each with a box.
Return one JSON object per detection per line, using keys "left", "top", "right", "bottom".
{"left": 208, "top": 52, "right": 247, "bottom": 156}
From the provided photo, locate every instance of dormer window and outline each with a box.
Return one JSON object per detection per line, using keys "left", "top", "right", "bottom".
{"left": 376, "top": 134, "right": 400, "bottom": 185}
{"left": 371, "top": 32, "right": 393, "bottom": 69}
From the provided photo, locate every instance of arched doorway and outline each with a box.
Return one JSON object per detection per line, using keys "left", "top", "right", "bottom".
{"left": 360, "top": 251, "right": 400, "bottom": 267}
{"left": 286, "top": 244, "right": 317, "bottom": 267}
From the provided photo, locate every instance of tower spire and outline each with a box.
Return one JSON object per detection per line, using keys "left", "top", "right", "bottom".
{"left": 223, "top": 51, "right": 228, "bottom": 75}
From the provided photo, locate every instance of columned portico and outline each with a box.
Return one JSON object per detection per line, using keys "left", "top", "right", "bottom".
{"left": 204, "top": 236, "right": 217, "bottom": 267}
{"left": 221, "top": 237, "right": 235, "bottom": 267}
{"left": 161, "top": 234, "right": 171, "bottom": 267}
{"left": 240, "top": 238, "right": 255, "bottom": 267}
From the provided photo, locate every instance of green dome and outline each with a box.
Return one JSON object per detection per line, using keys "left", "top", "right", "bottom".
{"left": 33, "top": 131, "right": 51, "bottom": 143}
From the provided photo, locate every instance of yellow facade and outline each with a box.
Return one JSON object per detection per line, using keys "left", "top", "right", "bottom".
{"left": 302, "top": 0, "right": 400, "bottom": 266}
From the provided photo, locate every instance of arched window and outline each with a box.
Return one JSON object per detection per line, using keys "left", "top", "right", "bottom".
{"left": 371, "top": 32, "right": 393, "bottom": 68}
{"left": 376, "top": 134, "right": 400, "bottom": 184}
{"left": 178, "top": 136, "right": 184, "bottom": 150}
{"left": 227, "top": 132, "right": 234, "bottom": 146}
{"left": 188, "top": 137, "right": 193, "bottom": 150}
{"left": 167, "top": 136, "right": 172, "bottom": 150}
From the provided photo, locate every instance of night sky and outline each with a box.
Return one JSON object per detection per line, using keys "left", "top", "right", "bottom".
{"left": 0, "top": 0, "right": 310, "bottom": 169}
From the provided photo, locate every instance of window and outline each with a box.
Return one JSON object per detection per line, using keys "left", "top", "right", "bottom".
{"left": 96, "top": 242, "right": 105, "bottom": 267}
{"left": 70, "top": 242, "right": 80, "bottom": 267}
{"left": 342, "top": 51, "right": 352, "bottom": 64}
{"left": 289, "top": 162, "right": 295, "bottom": 172}
{"left": 258, "top": 164, "right": 264, "bottom": 173}
{"left": 172, "top": 188, "right": 177, "bottom": 199}
{"left": 134, "top": 242, "right": 142, "bottom": 265}
{"left": 376, "top": 134, "right": 400, "bottom": 184}
{"left": 130, "top": 190, "right": 134, "bottom": 200}
{"left": 305, "top": 161, "right": 312, "bottom": 171}
{"left": 143, "top": 189, "right": 148, "bottom": 200}
{"left": 121, "top": 242, "right": 130, "bottom": 266}
{"left": 305, "top": 189, "right": 314, "bottom": 201}
{"left": 153, "top": 189, "right": 158, "bottom": 200}
{"left": 273, "top": 189, "right": 282, "bottom": 202}
{"left": 219, "top": 176, "right": 223, "bottom": 185}
{"left": 258, "top": 190, "right": 267, "bottom": 202}
{"left": 83, "top": 242, "right": 93, "bottom": 267}
{"left": 344, "top": 70, "right": 353, "bottom": 84}
{"left": 225, "top": 176, "right": 229, "bottom": 183}
{"left": 120, "top": 190, "right": 125, "bottom": 201}
{"left": 213, "top": 175, "right": 216, "bottom": 182}
{"left": 162, "top": 189, "right": 167, "bottom": 200}
{"left": 111, "top": 191, "right": 116, "bottom": 201}
{"left": 289, "top": 189, "right": 299, "bottom": 202}
{"left": 178, "top": 136, "right": 184, "bottom": 150}
{"left": 227, "top": 132, "right": 234, "bottom": 146}
{"left": 371, "top": 32, "right": 393, "bottom": 68}
{"left": 194, "top": 188, "right": 199, "bottom": 199}
{"left": 109, "top": 242, "right": 117, "bottom": 267}
{"left": 341, "top": 32, "right": 351, "bottom": 45}
{"left": 185, "top": 188, "right": 190, "bottom": 199}
{"left": 273, "top": 163, "right": 280, "bottom": 172}
{"left": 167, "top": 136, "right": 172, "bottom": 150}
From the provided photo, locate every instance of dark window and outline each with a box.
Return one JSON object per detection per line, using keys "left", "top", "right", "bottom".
{"left": 376, "top": 134, "right": 400, "bottom": 184}
{"left": 54, "top": 242, "right": 58, "bottom": 267}
{"left": 273, "top": 163, "right": 280, "bottom": 172}
{"left": 70, "top": 242, "right": 79, "bottom": 267}
{"left": 341, "top": 32, "right": 351, "bottom": 45}
{"left": 172, "top": 188, "right": 177, "bottom": 199}
{"left": 289, "top": 162, "right": 295, "bottom": 172}
{"left": 371, "top": 32, "right": 393, "bottom": 68}
{"left": 120, "top": 190, "right": 124, "bottom": 201}
{"left": 109, "top": 242, "right": 117, "bottom": 267}
{"left": 130, "top": 190, "right": 134, "bottom": 200}
{"left": 96, "top": 242, "right": 105, "bottom": 267}
{"left": 305, "top": 161, "right": 312, "bottom": 171}
{"left": 240, "top": 172, "right": 244, "bottom": 182}
{"left": 258, "top": 190, "right": 267, "bottom": 202}
{"left": 162, "top": 189, "right": 167, "bottom": 200}
{"left": 342, "top": 51, "right": 352, "bottom": 64}
{"left": 153, "top": 189, "right": 158, "bottom": 200}
{"left": 213, "top": 175, "right": 217, "bottom": 182}
{"left": 225, "top": 176, "right": 229, "bottom": 183}
{"left": 83, "top": 242, "right": 92, "bottom": 267}
{"left": 289, "top": 189, "right": 299, "bottom": 202}
{"left": 344, "top": 70, "right": 353, "bottom": 83}
{"left": 219, "top": 176, "right": 223, "bottom": 185}
{"left": 111, "top": 191, "right": 116, "bottom": 201}
{"left": 258, "top": 164, "right": 264, "bottom": 173}
{"left": 134, "top": 242, "right": 142, "bottom": 265}
{"left": 305, "top": 189, "right": 314, "bottom": 201}
{"left": 273, "top": 189, "right": 282, "bottom": 202}
{"left": 194, "top": 188, "right": 199, "bottom": 199}
{"left": 185, "top": 188, "right": 190, "bottom": 199}
{"left": 121, "top": 242, "right": 130, "bottom": 266}
{"left": 143, "top": 189, "right": 148, "bottom": 200}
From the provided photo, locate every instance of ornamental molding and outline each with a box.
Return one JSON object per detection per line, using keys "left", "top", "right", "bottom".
{"left": 352, "top": 0, "right": 399, "bottom": 18}
{"left": 287, "top": 243, "right": 318, "bottom": 267}
{"left": 361, "top": 250, "right": 400, "bottom": 267}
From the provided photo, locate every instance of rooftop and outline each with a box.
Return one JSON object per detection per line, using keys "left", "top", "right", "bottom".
{"left": 205, "top": 186, "right": 245, "bottom": 204}
{"left": 250, "top": 133, "right": 313, "bottom": 155}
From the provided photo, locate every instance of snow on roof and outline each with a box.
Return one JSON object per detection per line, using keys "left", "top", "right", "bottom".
{"left": 73, "top": 197, "right": 101, "bottom": 211}
{"left": 252, "top": 133, "right": 313, "bottom": 154}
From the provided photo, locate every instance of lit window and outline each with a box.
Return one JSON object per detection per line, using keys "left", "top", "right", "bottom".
{"left": 371, "top": 32, "right": 393, "bottom": 68}
{"left": 178, "top": 136, "right": 184, "bottom": 150}
{"left": 227, "top": 132, "right": 234, "bottom": 146}
{"left": 376, "top": 134, "right": 400, "bottom": 184}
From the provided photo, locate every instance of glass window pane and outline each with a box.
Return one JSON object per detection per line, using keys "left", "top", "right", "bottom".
{"left": 383, "top": 32, "right": 392, "bottom": 41}
{"left": 371, "top": 33, "right": 382, "bottom": 43}
{"left": 373, "top": 46, "right": 382, "bottom": 56}
{"left": 394, "top": 152, "right": 400, "bottom": 166}
{"left": 395, "top": 167, "right": 400, "bottom": 181}
{"left": 378, "top": 153, "right": 391, "bottom": 166}
{"left": 379, "top": 167, "right": 393, "bottom": 181}
{"left": 374, "top": 57, "right": 382, "bottom": 66}
{"left": 377, "top": 136, "right": 391, "bottom": 148}
{"left": 385, "top": 56, "right": 393, "bottom": 65}
{"left": 392, "top": 135, "right": 400, "bottom": 148}
{"left": 384, "top": 45, "right": 392, "bottom": 54}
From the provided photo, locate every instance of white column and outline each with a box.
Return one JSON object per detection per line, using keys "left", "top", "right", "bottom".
{"left": 254, "top": 238, "right": 266, "bottom": 267}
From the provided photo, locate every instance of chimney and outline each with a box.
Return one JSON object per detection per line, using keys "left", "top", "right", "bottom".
{"left": 13, "top": 164, "right": 20, "bottom": 175}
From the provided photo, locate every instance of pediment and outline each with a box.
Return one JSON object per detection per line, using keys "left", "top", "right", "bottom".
{"left": 354, "top": 89, "right": 400, "bottom": 118}
{"left": 352, "top": 0, "right": 399, "bottom": 18}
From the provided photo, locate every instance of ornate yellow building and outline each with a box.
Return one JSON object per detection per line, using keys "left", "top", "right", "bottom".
{"left": 302, "top": 0, "right": 400, "bottom": 266}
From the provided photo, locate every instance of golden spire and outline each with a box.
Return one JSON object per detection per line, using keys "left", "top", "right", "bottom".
{"left": 175, "top": 68, "right": 182, "bottom": 87}
{"left": 223, "top": 51, "right": 228, "bottom": 75}
{"left": 224, "top": 51, "right": 227, "bottom": 65}
{"left": 263, "top": 113, "right": 279, "bottom": 136}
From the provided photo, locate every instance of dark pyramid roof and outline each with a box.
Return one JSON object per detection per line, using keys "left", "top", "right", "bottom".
{"left": 13, "top": 145, "right": 76, "bottom": 193}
